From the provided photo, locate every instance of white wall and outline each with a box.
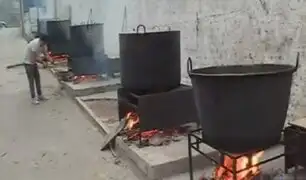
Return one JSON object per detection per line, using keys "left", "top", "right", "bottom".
{"left": 54, "top": 0, "right": 103, "bottom": 24}
{"left": 45, "top": 0, "right": 306, "bottom": 122}
{"left": 121, "top": 0, "right": 306, "bottom": 123}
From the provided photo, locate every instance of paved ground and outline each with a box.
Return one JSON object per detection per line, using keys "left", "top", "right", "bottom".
{"left": 0, "top": 28, "right": 137, "bottom": 180}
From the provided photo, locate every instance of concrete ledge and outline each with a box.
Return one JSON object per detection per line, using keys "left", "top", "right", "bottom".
{"left": 115, "top": 135, "right": 218, "bottom": 180}
{"left": 75, "top": 96, "right": 219, "bottom": 180}
{"left": 76, "top": 97, "right": 111, "bottom": 134}
{"left": 49, "top": 67, "right": 120, "bottom": 97}
{"left": 79, "top": 91, "right": 117, "bottom": 101}
{"left": 62, "top": 79, "right": 120, "bottom": 97}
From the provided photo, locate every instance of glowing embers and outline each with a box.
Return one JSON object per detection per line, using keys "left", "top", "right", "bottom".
{"left": 72, "top": 75, "right": 99, "bottom": 84}
{"left": 121, "top": 112, "right": 188, "bottom": 146}
{"left": 213, "top": 152, "right": 264, "bottom": 180}
{"left": 48, "top": 51, "right": 69, "bottom": 63}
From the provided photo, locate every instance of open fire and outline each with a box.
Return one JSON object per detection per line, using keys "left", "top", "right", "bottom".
{"left": 72, "top": 75, "right": 98, "bottom": 84}
{"left": 122, "top": 112, "right": 187, "bottom": 145}
{"left": 213, "top": 151, "right": 264, "bottom": 180}
{"left": 48, "top": 51, "right": 69, "bottom": 63}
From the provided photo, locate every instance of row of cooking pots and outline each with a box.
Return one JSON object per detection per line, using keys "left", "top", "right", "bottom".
{"left": 40, "top": 20, "right": 298, "bottom": 153}
{"left": 37, "top": 19, "right": 104, "bottom": 57}
{"left": 120, "top": 24, "right": 299, "bottom": 154}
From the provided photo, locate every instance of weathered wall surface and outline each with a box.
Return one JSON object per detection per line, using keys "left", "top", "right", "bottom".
{"left": 55, "top": 0, "right": 104, "bottom": 24}
{"left": 49, "top": 0, "right": 306, "bottom": 122}
{"left": 55, "top": 0, "right": 140, "bottom": 57}
{"left": 116, "top": 0, "right": 306, "bottom": 123}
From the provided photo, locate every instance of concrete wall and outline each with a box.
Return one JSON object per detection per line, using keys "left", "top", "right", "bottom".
{"left": 54, "top": 0, "right": 130, "bottom": 57}
{"left": 47, "top": 0, "right": 306, "bottom": 122}
{"left": 55, "top": 0, "right": 104, "bottom": 24}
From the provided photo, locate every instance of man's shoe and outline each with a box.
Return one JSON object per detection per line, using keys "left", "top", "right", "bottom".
{"left": 38, "top": 95, "right": 48, "bottom": 101}
{"left": 32, "top": 98, "right": 40, "bottom": 105}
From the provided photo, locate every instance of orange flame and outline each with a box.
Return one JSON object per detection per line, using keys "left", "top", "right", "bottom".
{"left": 123, "top": 112, "right": 184, "bottom": 142}
{"left": 125, "top": 112, "right": 140, "bottom": 130}
{"left": 214, "top": 151, "right": 264, "bottom": 180}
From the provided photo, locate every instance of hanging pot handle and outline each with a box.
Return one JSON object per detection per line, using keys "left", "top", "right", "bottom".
{"left": 152, "top": 25, "right": 161, "bottom": 31}
{"left": 293, "top": 52, "right": 300, "bottom": 72}
{"left": 187, "top": 57, "right": 193, "bottom": 76}
{"left": 136, "top": 24, "right": 146, "bottom": 34}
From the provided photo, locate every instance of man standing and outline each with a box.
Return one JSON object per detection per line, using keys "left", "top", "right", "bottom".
{"left": 24, "top": 34, "right": 51, "bottom": 105}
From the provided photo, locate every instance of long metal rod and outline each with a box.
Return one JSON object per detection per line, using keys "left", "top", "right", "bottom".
{"left": 190, "top": 142, "right": 290, "bottom": 174}
{"left": 189, "top": 128, "right": 299, "bottom": 159}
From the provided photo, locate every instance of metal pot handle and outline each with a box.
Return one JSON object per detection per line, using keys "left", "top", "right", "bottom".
{"left": 136, "top": 24, "right": 146, "bottom": 34}
{"left": 293, "top": 52, "right": 300, "bottom": 72}
{"left": 152, "top": 26, "right": 161, "bottom": 31}
{"left": 187, "top": 57, "right": 193, "bottom": 75}
{"left": 152, "top": 25, "right": 171, "bottom": 31}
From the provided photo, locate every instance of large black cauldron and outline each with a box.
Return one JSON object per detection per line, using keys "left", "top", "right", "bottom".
{"left": 187, "top": 53, "right": 299, "bottom": 153}
{"left": 38, "top": 19, "right": 71, "bottom": 42}
{"left": 119, "top": 25, "right": 181, "bottom": 92}
{"left": 37, "top": 19, "right": 71, "bottom": 54}
{"left": 69, "top": 23, "right": 104, "bottom": 58}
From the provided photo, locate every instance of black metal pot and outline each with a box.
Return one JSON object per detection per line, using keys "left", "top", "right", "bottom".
{"left": 69, "top": 23, "right": 104, "bottom": 58}
{"left": 119, "top": 24, "right": 181, "bottom": 92}
{"left": 37, "top": 19, "right": 71, "bottom": 54}
{"left": 38, "top": 19, "right": 71, "bottom": 43}
{"left": 187, "top": 53, "right": 300, "bottom": 153}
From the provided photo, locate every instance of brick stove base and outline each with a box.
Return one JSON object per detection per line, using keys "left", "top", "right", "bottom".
{"left": 76, "top": 93, "right": 219, "bottom": 180}
{"left": 74, "top": 89, "right": 306, "bottom": 180}
{"left": 115, "top": 135, "right": 218, "bottom": 180}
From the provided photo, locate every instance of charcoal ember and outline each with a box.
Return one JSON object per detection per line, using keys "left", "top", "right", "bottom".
{"left": 122, "top": 137, "right": 132, "bottom": 145}
{"left": 172, "top": 135, "right": 184, "bottom": 142}
{"left": 149, "top": 133, "right": 167, "bottom": 146}
{"left": 162, "top": 138, "right": 171, "bottom": 146}
{"left": 139, "top": 140, "right": 150, "bottom": 147}
{"left": 268, "top": 168, "right": 286, "bottom": 179}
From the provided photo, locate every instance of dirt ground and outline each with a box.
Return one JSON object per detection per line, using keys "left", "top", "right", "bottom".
{"left": 0, "top": 28, "right": 138, "bottom": 180}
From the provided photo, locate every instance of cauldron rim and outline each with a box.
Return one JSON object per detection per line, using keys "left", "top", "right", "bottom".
{"left": 70, "top": 23, "right": 103, "bottom": 28}
{"left": 41, "top": 19, "right": 70, "bottom": 22}
{"left": 189, "top": 64, "right": 296, "bottom": 77}
{"left": 119, "top": 31, "right": 180, "bottom": 36}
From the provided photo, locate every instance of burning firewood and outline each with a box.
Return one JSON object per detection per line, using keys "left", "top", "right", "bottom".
{"left": 212, "top": 152, "right": 264, "bottom": 180}
{"left": 100, "top": 118, "right": 128, "bottom": 151}
{"left": 121, "top": 112, "right": 188, "bottom": 146}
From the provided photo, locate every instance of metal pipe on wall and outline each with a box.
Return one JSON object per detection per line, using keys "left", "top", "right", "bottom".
{"left": 68, "top": 5, "right": 72, "bottom": 21}
{"left": 53, "top": 0, "right": 58, "bottom": 19}
{"left": 19, "top": 0, "right": 25, "bottom": 37}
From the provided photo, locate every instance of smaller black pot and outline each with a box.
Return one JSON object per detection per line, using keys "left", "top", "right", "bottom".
{"left": 187, "top": 53, "right": 299, "bottom": 153}
{"left": 119, "top": 24, "right": 181, "bottom": 92}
